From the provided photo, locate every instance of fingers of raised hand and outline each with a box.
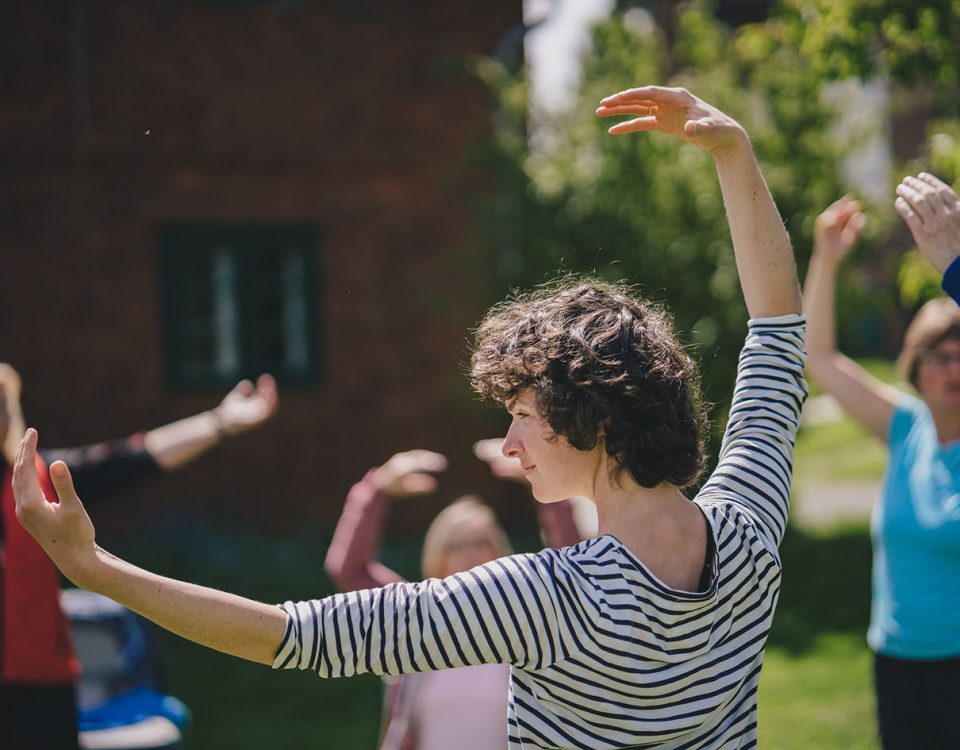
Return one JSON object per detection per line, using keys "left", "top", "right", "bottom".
{"left": 12, "top": 429, "right": 44, "bottom": 512}
{"left": 489, "top": 457, "right": 526, "bottom": 481}
{"left": 596, "top": 102, "right": 656, "bottom": 118}
{"left": 472, "top": 438, "right": 504, "bottom": 463}
{"left": 231, "top": 379, "right": 255, "bottom": 398}
{"left": 49, "top": 461, "right": 80, "bottom": 508}
{"left": 406, "top": 449, "right": 447, "bottom": 473}
{"left": 606, "top": 116, "right": 659, "bottom": 135}
{"left": 899, "top": 174, "right": 960, "bottom": 231}
{"left": 600, "top": 86, "right": 689, "bottom": 108}
{"left": 599, "top": 86, "right": 694, "bottom": 132}
{"left": 220, "top": 377, "right": 278, "bottom": 429}
{"left": 834, "top": 195, "right": 862, "bottom": 219}
{"left": 841, "top": 211, "right": 867, "bottom": 246}
{"left": 386, "top": 449, "right": 448, "bottom": 476}
{"left": 916, "top": 173, "right": 959, "bottom": 209}
{"left": 817, "top": 196, "right": 862, "bottom": 235}
{"left": 895, "top": 196, "right": 923, "bottom": 232}
{"left": 395, "top": 472, "right": 439, "bottom": 496}
{"left": 253, "top": 374, "right": 279, "bottom": 413}
{"left": 897, "top": 180, "right": 936, "bottom": 223}
{"left": 256, "top": 373, "right": 278, "bottom": 398}
{"left": 824, "top": 194, "right": 857, "bottom": 213}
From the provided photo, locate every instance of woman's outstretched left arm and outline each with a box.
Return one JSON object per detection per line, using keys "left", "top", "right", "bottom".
{"left": 13, "top": 428, "right": 286, "bottom": 665}
{"left": 15, "top": 429, "right": 572, "bottom": 677}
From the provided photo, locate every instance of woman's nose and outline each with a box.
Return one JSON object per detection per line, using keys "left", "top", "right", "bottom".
{"left": 501, "top": 423, "right": 522, "bottom": 458}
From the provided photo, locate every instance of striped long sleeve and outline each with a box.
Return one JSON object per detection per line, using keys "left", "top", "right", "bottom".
{"left": 274, "top": 551, "right": 579, "bottom": 677}
{"left": 697, "top": 314, "right": 808, "bottom": 549}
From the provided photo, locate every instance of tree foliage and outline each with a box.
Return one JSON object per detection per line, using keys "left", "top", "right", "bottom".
{"left": 476, "top": 3, "right": 847, "bottom": 452}
{"left": 786, "top": 0, "right": 960, "bottom": 99}
{"left": 785, "top": 0, "right": 960, "bottom": 309}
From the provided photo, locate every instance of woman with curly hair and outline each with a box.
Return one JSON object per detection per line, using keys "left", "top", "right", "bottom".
{"left": 11, "top": 86, "right": 806, "bottom": 749}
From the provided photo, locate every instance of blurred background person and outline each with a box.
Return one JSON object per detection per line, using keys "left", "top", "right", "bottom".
{"left": 802, "top": 174, "right": 960, "bottom": 750}
{"left": 0, "top": 364, "right": 277, "bottom": 750}
{"left": 324, "top": 444, "right": 581, "bottom": 750}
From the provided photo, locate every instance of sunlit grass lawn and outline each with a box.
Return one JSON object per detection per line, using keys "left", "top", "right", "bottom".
{"left": 753, "top": 357, "right": 899, "bottom": 750}
{"left": 757, "top": 522, "right": 879, "bottom": 749}
{"left": 106, "top": 360, "right": 900, "bottom": 748}
{"left": 759, "top": 634, "right": 877, "bottom": 749}
{"left": 794, "top": 357, "right": 901, "bottom": 486}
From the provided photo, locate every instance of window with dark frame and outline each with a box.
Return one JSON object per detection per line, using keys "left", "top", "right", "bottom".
{"left": 159, "top": 225, "right": 319, "bottom": 389}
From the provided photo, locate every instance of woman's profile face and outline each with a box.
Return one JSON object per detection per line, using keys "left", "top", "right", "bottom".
{"left": 502, "top": 389, "right": 603, "bottom": 504}
{"left": 439, "top": 518, "right": 500, "bottom": 578}
{"left": 915, "top": 338, "right": 960, "bottom": 412}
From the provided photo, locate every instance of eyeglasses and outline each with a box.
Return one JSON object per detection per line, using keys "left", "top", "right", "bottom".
{"left": 917, "top": 351, "right": 960, "bottom": 368}
{"left": 444, "top": 538, "right": 495, "bottom": 555}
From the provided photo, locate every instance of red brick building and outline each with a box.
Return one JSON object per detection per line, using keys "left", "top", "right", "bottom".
{"left": 1, "top": 0, "right": 530, "bottom": 535}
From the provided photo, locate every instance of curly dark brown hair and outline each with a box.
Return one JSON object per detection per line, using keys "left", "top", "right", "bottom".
{"left": 470, "top": 279, "right": 708, "bottom": 489}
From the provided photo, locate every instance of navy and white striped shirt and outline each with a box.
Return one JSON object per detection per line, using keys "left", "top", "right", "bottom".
{"left": 274, "top": 315, "right": 807, "bottom": 749}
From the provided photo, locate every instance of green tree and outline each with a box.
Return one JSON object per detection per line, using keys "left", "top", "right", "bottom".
{"left": 476, "top": 3, "right": 847, "bottom": 458}
{"left": 783, "top": 0, "right": 960, "bottom": 309}
{"left": 787, "top": 0, "right": 960, "bottom": 98}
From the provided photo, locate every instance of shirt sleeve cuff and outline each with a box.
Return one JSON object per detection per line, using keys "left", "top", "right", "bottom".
{"left": 941, "top": 255, "right": 960, "bottom": 305}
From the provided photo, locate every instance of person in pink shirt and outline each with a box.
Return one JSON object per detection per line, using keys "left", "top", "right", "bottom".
{"left": 324, "top": 444, "right": 581, "bottom": 750}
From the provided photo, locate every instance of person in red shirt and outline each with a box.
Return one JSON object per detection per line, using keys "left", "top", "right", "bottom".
{"left": 0, "top": 363, "right": 278, "bottom": 750}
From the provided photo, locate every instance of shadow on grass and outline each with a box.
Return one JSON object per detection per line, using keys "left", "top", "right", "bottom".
{"left": 769, "top": 523, "right": 873, "bottom": 654}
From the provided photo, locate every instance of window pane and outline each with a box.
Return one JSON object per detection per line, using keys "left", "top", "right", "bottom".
{"left": 161, "top": 226, "right": 317, "bottom": 388}
{"left": 281, "top": 249, "right": 310, "bottom": 376}
{"left": 211, "top": 247, "right": 240, "bottom": 377}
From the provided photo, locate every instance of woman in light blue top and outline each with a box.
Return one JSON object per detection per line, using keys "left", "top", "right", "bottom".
{"left": 802, "top": 174, "right": 960, "bottom": 750}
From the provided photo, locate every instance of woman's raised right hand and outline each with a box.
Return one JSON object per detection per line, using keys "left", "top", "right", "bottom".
{"left": 596, "top": 86, "right": 747, "bottom": 156}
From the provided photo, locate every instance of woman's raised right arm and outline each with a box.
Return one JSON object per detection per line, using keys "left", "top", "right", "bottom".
{"left": 597, "top": 86, "right": 800, "bottom": 318}
{"left": 802, "top": 196, "right": 899, "bottom": 441}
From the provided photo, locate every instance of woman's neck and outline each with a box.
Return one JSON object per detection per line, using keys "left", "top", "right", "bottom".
{"left": 593, "top": 474, "right": 708, "bottom": 592}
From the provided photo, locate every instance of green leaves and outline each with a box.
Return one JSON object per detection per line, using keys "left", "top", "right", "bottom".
{"left": 477, "top": 4, "right": 848, "bottom": 453}
{"left": 789, "top": 0, "right": 960, "bottom": 90}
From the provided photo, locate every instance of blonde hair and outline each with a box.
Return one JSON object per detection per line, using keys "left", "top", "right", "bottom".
{"left": 0, "top": 363, "right": 26, "bottom": 463}
{"left": 420, "top": 496, "right": 511, "bottom": 580}
{"left": 897, "top": 298, "right": 960, "bottom": 387}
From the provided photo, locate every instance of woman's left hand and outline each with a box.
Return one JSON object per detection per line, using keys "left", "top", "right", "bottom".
{"left": 12, "top": 429, "right": 97, "bottom": 585}
{"left": 597, "top": 86, "right": 747, "bottom": 156}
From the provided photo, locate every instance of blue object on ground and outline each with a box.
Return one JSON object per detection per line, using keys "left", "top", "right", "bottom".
{"left": 78, "top": 687, "right": 191, "bottom": 731}
{"left": 62, "top": 589, "right": 192, "bottom": 749}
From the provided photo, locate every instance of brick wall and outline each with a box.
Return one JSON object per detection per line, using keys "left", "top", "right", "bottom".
{"left": 0, "top": 0, "right": 537, "bottom": 537}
